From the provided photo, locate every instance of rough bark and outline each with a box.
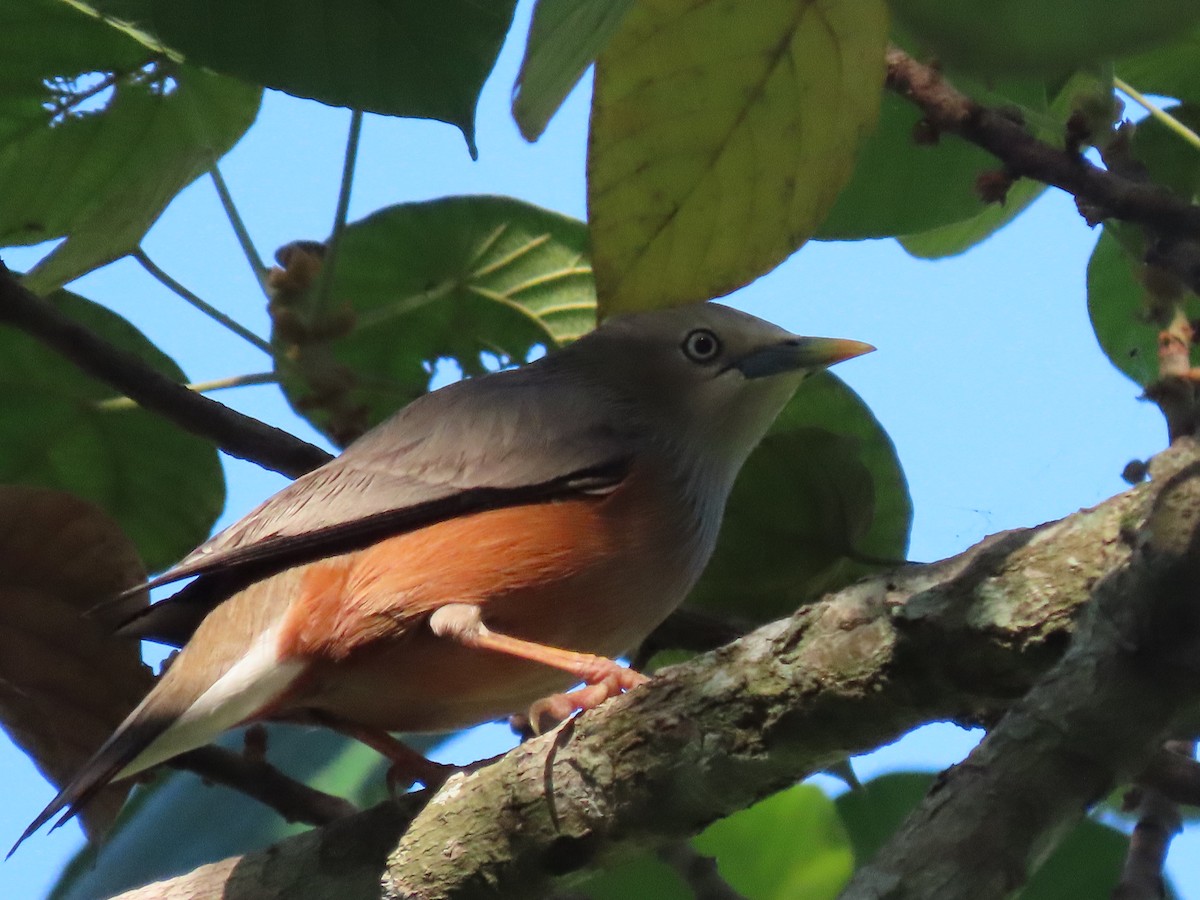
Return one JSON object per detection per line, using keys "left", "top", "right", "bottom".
{"left": 109, "top": 443, "right": 1200, "bottom": 900}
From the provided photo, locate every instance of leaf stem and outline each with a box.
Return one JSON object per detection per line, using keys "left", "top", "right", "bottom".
{"left": 210, "top": 164, "right": 270, "bottom": 285}
{"left": 96, "top": 371, "right": 278, "bottom": 411}
{"left": 133, "top": 248, "right": 272, "bottom": 354}
{"left": 311, "top": 108, "right": 364, "bottom": 319}
{"left": 1114, "top": 77, "right": 1200, "bottom": 153}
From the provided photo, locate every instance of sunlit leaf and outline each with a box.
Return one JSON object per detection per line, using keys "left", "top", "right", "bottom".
{"left": 688, "top": 372, "right": 910, "bottom": 623}
{"left": 272, "top": 195, "right": 595, "bottom": 445}
{"left": 513, "top": 0, "right": 633, "bottom": 142}
{"left": 579, "top": 784, "right": 852, "bottom": 900}
{"left": 588, "top": 0, "right": 888, "bottom": 315}
{"left": 0, "top": 485, "right": 151, "bottom": 840}
{"left": 891, "top": 0, "right": 1200, "bottom": 78}
{"left": 73, "top": 0, "right": 516, "bottom": 156}
{"left": 692, "top": 784, "right": 852, "bottom": 900}
{"left": 0, "top": 290, "right": 224, "bottom": 571}
{"left": 0, "top": 1, "right": 260, "bottom": 293}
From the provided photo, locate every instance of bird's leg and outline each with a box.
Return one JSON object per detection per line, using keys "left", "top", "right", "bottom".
{"left": 429, "top": 603, "right": 649, "bottom": 733}
{"left": 307, "top": 711, "right": 456, "bottom": 795}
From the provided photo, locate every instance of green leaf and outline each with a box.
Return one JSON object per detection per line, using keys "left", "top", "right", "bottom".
{"left": 836, "top": 773, "right": 1146, "bottom": 897}
{"left": 275, "top": 195, "right": 595, "bottom": 444}
{"left": 1021, "top": 819, "right": 1136, "bottom": 900}
{"left": 513, "top": 0, "right": 633, "bottom": 142}
{"left": 588, "top": 0, "right": 888, "bottom": 315}
{"left": 692, "top": 784, "right": 853, "bottom": 900}
{"left": 891, "top": 0, "right": 1200, "bottom": 78}
{"left": 817, "top": 92, "right": 1001, "bottom": 240}
{"left": 578, "top": 784, "right": 852, "bottom": 900}
{"left": 73, "top": 0, "right": 517, "bottom": 157}
{"left": 1117, "top": 25, "right": 1200, "bottom": 105}
{"left": 577, "top": 854, "right": 693, "bottom": 900}
{"left": 1086, "top": 228, "right": 1166, "bottom": 387}
{"left": 0, "top": 1, "right": 261, "bottom": 295}
{"left": 49, "top": 727, "right": 432, "bottom": 899}
{"left": 0, "top": 0, "right": 147, "bottom": 145}
{"left": 836, "top": 772, "right": 931, "bottom": 864}
{"left": 1086, "top": 109, "right": 1200, "bottom": 387}
{"left": 688, "top": 372, "right": 911, "bottom": 623}
{"left": 897, "top": 178, "right": 1044, "bottom": 259}
{"left": 0, "top": 290, "right": 223, "bottom": 572}
{"left": 1127, "top": 103, "right": 1200, "bottom": 202}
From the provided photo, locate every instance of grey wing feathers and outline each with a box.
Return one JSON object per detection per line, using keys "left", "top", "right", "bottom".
{"left": 139, "top": 364, "right": 634, "bottom": 592}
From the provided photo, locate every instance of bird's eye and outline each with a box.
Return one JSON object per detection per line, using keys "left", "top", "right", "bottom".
{"left": 681, "top": 328, "right": 721, "bottom": 363}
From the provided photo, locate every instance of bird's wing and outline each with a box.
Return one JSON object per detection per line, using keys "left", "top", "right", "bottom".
{"left": 141, "top": 364, "right": 633, "bottom": 591}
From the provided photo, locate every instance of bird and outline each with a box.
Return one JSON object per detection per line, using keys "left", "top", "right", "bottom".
{"left": 14, "top": 300, "right": 872, "bottom": 851}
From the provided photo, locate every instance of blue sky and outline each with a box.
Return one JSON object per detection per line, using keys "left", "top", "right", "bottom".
{"left": 2, "top": 2, "right": 1192, "bottom": 896}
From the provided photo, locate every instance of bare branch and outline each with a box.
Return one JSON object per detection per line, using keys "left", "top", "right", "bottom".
{"left": 0, "top": 260, "right": 332, "bottom": 478}
{"left": 170, "top": 745, "right": 361, "bottom": 827}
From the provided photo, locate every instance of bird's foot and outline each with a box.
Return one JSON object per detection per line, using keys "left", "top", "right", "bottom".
{"left": 528, "top": 664, "right": 649, "bottom": 734}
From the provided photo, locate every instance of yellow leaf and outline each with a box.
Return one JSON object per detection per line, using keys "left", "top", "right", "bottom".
{"left": 588, "top": 0, "right": 888, "bottom": 316}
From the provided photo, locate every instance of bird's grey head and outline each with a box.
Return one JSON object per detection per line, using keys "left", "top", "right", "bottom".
{"left": 560, "top": 302, "right": 873, "bottom": 481}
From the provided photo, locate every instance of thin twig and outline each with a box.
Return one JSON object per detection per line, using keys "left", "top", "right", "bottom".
{"left": 171, "top": 745, "right": 360, "bottom": 827}
{"left": 311, "top": 108, "right": 363, "bottom": 321}
{"left": 96, "top": 372, "right": 278, "bottom": 411}
{"left": 885, "top": 48, "right": 1200, "bottom": 294}
{"left": 210, "top": 165, "right": 269, "bottom": 286}
{"left": 1115, "top": 77, "right": 1200, "bottom": 153}
{"left": 0, "top": 261, "right": 332, "bottom": 478}
{"left": 132, "top": 249, "right": 272, "bottom": 354}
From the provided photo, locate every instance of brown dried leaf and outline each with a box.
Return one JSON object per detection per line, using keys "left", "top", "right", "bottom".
{"left": 0, "top": 485, "right": 153, "bottom": 839}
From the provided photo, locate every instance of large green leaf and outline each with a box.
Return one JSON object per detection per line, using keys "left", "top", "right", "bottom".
{"left": 836, "top": 773, "right": 1149, "bottom": 897}
{"left": 817, "top": 92, "right": 1005, "bottom": 241}
{"left": 73, "top": 0, "right": 517, "bottom": 156}
{"left": 1086, "top": 108, "right": 1200, "bottom": 387}
{"left": 688, "top": 372, "right": 911, "bottom": 623}
{"left": 0, "top": 290, "right": 223, "bottom": 572}
{"left": 897, "top": 178, "right": 1045, "bottom": 259}
{"left": 891, "top": 0, "right": 1200, "bottom": 78}
{"left": 579, "top": 784, "right": 852, "bottom": 900}
{"left": 274, "top": 195, "right": 595, "bottom": 445}
{"left": 1117, "top": 25, "right": 1200, "bottom": 105}
{"left": 0, "top": 1, "right": 261, "bottom": 294}
{"left": 588, "top": 0, "right": 888, "bottom": 315}
{"left": 1087, "top": 228, "right": 1164, "bottom": 387}
{"left": 512, "top": 0, "right": 633, "bottom": 142}
{"left": 49, "top": 727, "right": 437, "bottom": 900}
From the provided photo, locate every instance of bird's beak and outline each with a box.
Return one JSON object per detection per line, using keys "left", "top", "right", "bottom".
{"left": 735, "top": 336, "right": 875, "bottom": 379}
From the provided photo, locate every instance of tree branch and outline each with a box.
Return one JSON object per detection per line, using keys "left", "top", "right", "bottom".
{"left": 885, "top": 47, "right": 1200, "bottom": 294}
{"left": 840, "top": 448, "right": 1200, "bottom": 899}
{"left": 0, "top": 261, "right": 332, "bottom": 478}
{"left": 108, "top": 442, "right": 1200, "bottom": 900}
{"left": 170, "top": 745, "right": 360, "bottom": 827}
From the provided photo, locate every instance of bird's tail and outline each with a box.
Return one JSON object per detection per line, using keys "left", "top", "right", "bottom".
{"left": 9, "top": 697, "right": 173, "bottom": 857}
